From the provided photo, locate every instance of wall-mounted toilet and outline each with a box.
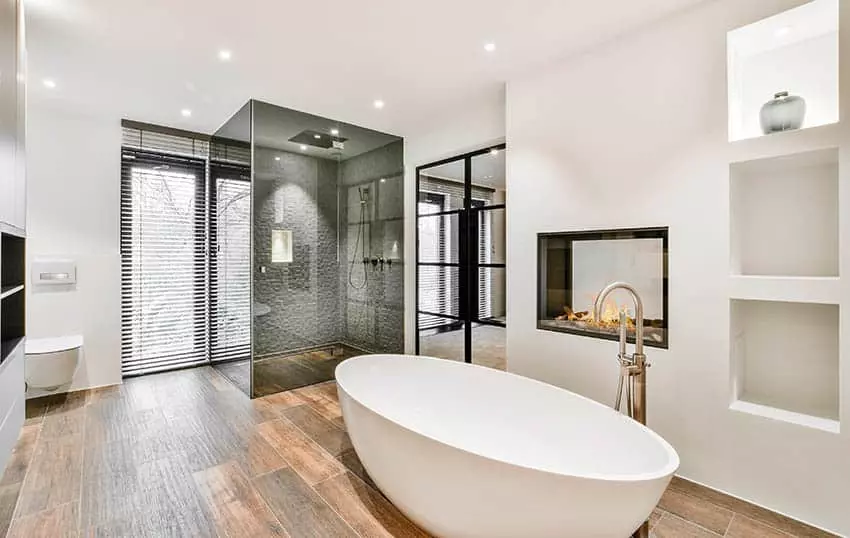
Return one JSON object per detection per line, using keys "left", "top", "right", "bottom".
{"left": 25, "top": 335, "right": 83, "bottom": 391}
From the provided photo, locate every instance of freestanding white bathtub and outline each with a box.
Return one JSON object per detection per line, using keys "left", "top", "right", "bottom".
{"left": 336, "top": 354, "right": 679, "bottom": 538}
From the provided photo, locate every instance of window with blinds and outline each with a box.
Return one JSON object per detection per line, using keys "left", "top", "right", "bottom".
{"left": 120, "top": 121, "right": 252, "bottom": 376}
{"left": 120, "top": 150, "right": 208, "bottom": 375}
{"left": 209, "top": 164, "right": 251, "bottom": 363}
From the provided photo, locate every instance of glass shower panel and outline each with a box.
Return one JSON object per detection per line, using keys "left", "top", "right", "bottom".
{"left": 209, "top": 102, "right": 253, "bottom": 396}
{"left": 246, "top": 100, "right": 404, "bottom": 397}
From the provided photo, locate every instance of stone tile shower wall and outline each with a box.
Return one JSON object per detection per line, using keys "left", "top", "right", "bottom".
{"left": 339, "top": 140, "right": 405, "bottom": 353}
{"left": 253, "top": 147, "right": 341, "bottom": 355}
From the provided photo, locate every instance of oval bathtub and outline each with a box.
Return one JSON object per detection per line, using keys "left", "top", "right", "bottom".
{"left": 336, "top": 354, "right": 679, "bottom": 538}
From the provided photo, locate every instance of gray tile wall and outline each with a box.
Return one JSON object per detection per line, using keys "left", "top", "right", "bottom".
{"left": 252, "top": 139, "right": 404, "bottom": 358}
{"left": 338, "top": 140, "right": 405, "bottom": 353}
{"left": 252, "top": 147, "right": 341, "bottom": 355}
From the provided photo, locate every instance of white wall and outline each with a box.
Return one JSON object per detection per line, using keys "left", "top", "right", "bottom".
{"left": 402, "top": 89, "right": 506, "bottom": 353}
{"left": 506, "top": 0, "right": 849, "bottom": 534}
{"left": 25, "top": 103, "right": 122, "bottom": 393}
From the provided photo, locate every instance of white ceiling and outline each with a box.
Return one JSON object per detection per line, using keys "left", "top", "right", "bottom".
{"left": 24, "top": 0, "right": 706, "bottom": 137}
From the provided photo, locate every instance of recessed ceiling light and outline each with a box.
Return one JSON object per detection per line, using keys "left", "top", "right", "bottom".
{"left": 490, "top": 149, "right": 499, "bottom": 156}
{"left": 373, "top": 99, "right": 385, "bottom": 109}
{"left": 314, "top": 134, "right": 321, "bottom": 139}
{"left": 484, "top": 42, "right": 496, "bottom": 52}
{"left": 42, "top": 78, "right": 56, "bottom": 89}
{"left": 380, "top": 178, "right": 386, "bottom": 183}
{"left": 275, "top": 156, "right": 281, "bottom": 161}
{"left": 218, "top": 49, "right": 232, "bottom": 61}
{"left": 331, "top": 128, "right": 339, "bottom": 136}
{"left": 300, "top": 144, "right": 308, "bottom": 151}
{"left": 181, "top": 108, "right": 192, "bottom": 117}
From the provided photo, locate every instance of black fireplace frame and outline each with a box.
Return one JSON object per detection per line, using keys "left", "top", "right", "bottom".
{"left": 536, "top": 226, "right": 669, "bottom": 349}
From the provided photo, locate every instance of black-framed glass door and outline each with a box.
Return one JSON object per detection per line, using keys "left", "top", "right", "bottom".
{"left": 415, "top": 144, "right": 506, "bottom": 369}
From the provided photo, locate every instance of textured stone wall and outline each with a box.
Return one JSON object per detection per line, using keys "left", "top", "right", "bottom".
{"left": 252, "top": 147, "right": 341, "bottom": 355}
{"left": 338, "top": 140, "right": 405, "bottom": 353}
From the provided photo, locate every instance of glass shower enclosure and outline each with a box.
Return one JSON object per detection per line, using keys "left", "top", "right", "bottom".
{"left": 210, "top": 101, "right": 405, "bottom": 398}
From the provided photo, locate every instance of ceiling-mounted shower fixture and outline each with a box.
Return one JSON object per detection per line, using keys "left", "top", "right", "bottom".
{"left": 289, "top": 129, "right": 347, "bottom": 150}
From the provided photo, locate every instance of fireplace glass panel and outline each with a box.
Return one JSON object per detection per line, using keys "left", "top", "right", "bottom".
{"left": 537, "top": 227, "right": 668, "bottom": 348}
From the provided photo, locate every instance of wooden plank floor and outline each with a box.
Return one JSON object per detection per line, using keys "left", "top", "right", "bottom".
{"left": 0, "top": 366, "right": 838, "bottom": 538}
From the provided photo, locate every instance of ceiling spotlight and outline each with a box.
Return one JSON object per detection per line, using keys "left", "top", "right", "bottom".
{"left": 300, "top": 144, "right": 308, "bottom": 151}
{"left": 42, "top": 78, "right": 56, "bottom": 89}
{"left": 331, "top": 128, "right": 339, "bottom": 136}
{"left": 275, "top": 156, "right": 281, "bottom": 161}
{"left": 490, "top": 148, "right": 499, "bottom": 156}
{"left": 181, "top": 108, "right": 192, "bottom": 117}
{"left": 314, "top": 134, "right": 321, "bottom": 139}
{"left": 380, "top": 178, "right": 387, "bottom": 183}
{"left": 218, "top": 49, "right": 233, "bottom": 61}
{"left": 484, "top": 42, "right": 496, "bottom": 52}
{"left": 373, "top": 99, "right": 385, "bottom": 109}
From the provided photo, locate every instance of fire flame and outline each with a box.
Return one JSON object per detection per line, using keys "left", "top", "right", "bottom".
{"left": 555, "top": 296, "right": 635, "bottom": 329}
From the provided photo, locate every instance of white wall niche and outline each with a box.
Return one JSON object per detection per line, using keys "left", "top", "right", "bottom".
{"left": 728, "top": 0, "right": 839, "bottom": 142}
{"left": 730, "top": 299, "right": 839, "bottom": 431}
{"left": 730, "top": 147, "right": 838, "bottom": 277}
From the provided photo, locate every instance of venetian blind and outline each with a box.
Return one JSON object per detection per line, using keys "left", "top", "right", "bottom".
{"left": 120, "top": 150, "right": 208, "bottom": 375}
{"left": 209, "top": 165, "right": 251, "bottom": 363}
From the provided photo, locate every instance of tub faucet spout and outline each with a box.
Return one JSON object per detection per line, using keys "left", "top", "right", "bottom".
{"left": 593, "top": 281, "right": 650, "bottom": 538}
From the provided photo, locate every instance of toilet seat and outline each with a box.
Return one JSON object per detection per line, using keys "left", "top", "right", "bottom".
{"left": 26, "top": 335, "right": 84, "bottom": 355}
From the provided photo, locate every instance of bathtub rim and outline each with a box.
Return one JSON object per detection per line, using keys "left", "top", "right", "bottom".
{"left": 336, "top": 353, "right": 680, "bottom": 484}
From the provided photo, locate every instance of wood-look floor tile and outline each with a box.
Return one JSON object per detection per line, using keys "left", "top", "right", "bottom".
{"left": 15, "top": 434, "right": 83, "bottom": 517}
{"left": 257, "top": 419, "right": 345, "bottom": 485}
{"left": 652, "top": 513, "right": 721, "bottom": 537}
{"left": 253, "top": 467, "right": 357, "bottom": 538}
{"left": 235, "top": 431, "right": 289, "bottom": 478}
{"left": 668, "top": 478, "right": 838, "bottom": 538}
{"left": 337, "top": 448, "right": 376, "bottom": 489}
{"left": 7, "top": 500, "right": 79, "bottom": 538}
{"left": 0, "top": 423, "right": 41, "bottom": 486}
{"left": 24, "top": 398, "right": 51, "bottom": 425}
{"left": 726, "top": 514, "right": 795, "bottom": 538}
{"left": 283, "top": 405, "right": 352, "bottom": 457}
{"left": 658, "top": 486, "right": 733, "bottom": 535}
{"left": 44, "top": 390, "right": 89, "bottom": 416}
{"left": 85, "top": 456, "right": 217, "bottom": 537}
{"left": 193, "top": 461, "right": 288, "bottom": 538}
{"left": 0, "top": 483, "right": 21, "bottom": 538}
{"left": 314, "top": 472, "right": 429, "bottom": 538}
{"left": 649, "top": 508, "right": 666, "bottom": 530}
{"left": 39, "top": 408, "right": 86, "bottom": 439}
{"left": 86, "top": 385, "right": 121, "bottom": 405}
{"left": 294, "top": 384, "right": 343, "bottom": 423}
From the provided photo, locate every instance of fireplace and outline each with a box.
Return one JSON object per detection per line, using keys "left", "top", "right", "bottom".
{"left": 537, "top": 227, "right": 668, "bottom": 348}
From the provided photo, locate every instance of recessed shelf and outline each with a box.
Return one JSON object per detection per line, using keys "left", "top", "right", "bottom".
{"left": 730, "top": 400, "right": 839, "bottom": 434}
{"left": 727, "top": 123, "right": 839, "bottom": 164}
{"left": 727, "top": 0, "right": 838, "bottom": 142}
{"left": 730, "top": 147, "right": 838, "bottom": 277}
{"left": 0, "top": 286, "right": 23, "bottom": 300}
{"left": 730, "top": 299, "right": 839, "bottom": 426}
{"left": 729, "top": 276, "right": 839, "bottom": 305}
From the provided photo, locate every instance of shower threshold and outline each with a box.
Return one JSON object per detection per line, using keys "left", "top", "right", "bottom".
{"left": 216, "top": 342, "right": 371, "bottom": 398}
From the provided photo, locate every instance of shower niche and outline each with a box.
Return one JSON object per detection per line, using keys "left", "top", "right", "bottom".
{"left": 210, "top": 100, "right": 405, "bottom": 398}
{"left": 537, "top": 227, "right": 668, "bottom": 348}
